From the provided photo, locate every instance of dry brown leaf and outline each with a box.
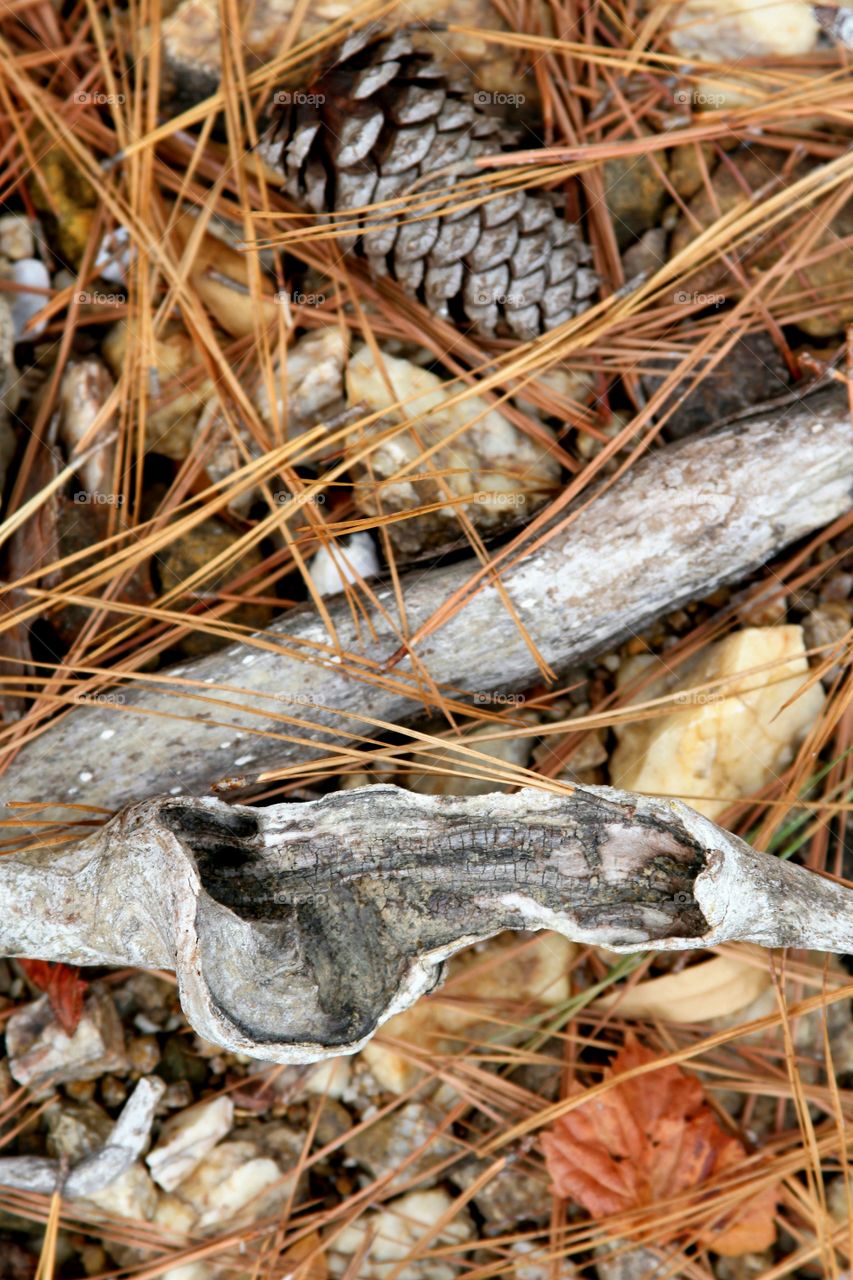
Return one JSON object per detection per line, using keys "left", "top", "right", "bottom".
{"left": 542, "top": 1035, "right": 778, "bottom": 1256}
{"left": 17, "top": 959, "right": 88, "bottom": 1037}
{"left": 593, "top": 954, "right": 771, "bottom": 1023}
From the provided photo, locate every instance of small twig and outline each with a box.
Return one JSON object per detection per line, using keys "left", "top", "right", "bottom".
{"left": 0, "top": 1077, "right": 165, "bottom": 1196}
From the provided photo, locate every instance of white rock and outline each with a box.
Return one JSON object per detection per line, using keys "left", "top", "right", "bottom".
{"left": 509, "top": 1241, "right": 577, "bottom": 1280}
{"left": 94, "top": 226, "right": 133, "bottom": 285}
{"left": 303, "top": 1055, "right": 352, "bottom": 1099}
{"left": 145, "top": 1095, "right": 234, "bottom": 1191}
{"left": 57, "top": 357, "right": 116, "bottom": 495}
{"left": 198, "top": 326, "right": 347, "bottom": 513}
{"left": 668, "top": 0, "right": 818, "bottom": 60}
{"left": 258, "top": 325, "right": 347, "bottom": 435}
{"left": 669, "top": 0, "right": 820, "bottom": 109}
{"left": 345, "top": 345, "right": 560, "bottom": 557}
{"left": 7, "top": 987, "right": 127, "bottom": 1086}
{"left": 154, "top": 1191, "right": 198, "bottom": 1235}
{"left": 169, "top": 1139, "right": 289, "bottom": 1231}
{"left": 5, "top": 258, "right": 50, "bottom": 341}
{"left": 84, "top": 1162, "right": 159, "bottom": 1221}
{"left": 608, "top": 626, "right": 825, "bottom": 819}
{"left": 330, "top": 1188, "right": 474, "bottom": 1280}
{"left": 362, "top": 931, "right": 575, "bottom": 1094}
{"left": 0, "top": 214, "right": 36, "bottom": 261}
{"left": 308, "top": 532, "right": 379, "bottom": 597}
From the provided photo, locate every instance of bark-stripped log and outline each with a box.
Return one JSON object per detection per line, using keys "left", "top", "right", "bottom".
{"left": 1, "top": 786, "right": 851, "bottom": 1062}
{"left": 0, "top": 388, "right": 851, "bottom": 821}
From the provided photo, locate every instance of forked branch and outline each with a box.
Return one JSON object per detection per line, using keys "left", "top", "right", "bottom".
{"left": 2, "top": 786, "right": 850, "bottom": 1062}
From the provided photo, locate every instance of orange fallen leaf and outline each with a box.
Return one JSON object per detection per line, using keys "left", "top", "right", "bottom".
{"left": 18, "top": 959, "right": 87, "bottom": 1037}
{"left": 541, "top": 1035, "right": 777, "bottom": 1257}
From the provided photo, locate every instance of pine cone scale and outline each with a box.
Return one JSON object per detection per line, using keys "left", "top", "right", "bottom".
{"left": 271, "top": 27, "right": 598, "bottom": 337}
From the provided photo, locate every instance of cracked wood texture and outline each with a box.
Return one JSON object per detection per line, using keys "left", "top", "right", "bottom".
{"left": 0, "top": 387, "right": 851, "bottom": 825}
{"left": 1, "top": 786, "right": 851, "bottom": 1062}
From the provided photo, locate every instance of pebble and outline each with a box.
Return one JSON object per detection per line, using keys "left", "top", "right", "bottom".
{"left": 308, "top": 532, "right": 380, "bottom": 598}
{"left": 85, "top": 1161, "right": 159, "bottom": 1222}
{"left": 162, "top": 1080, "right": 194, "bottom": 1109}
{"left": 80, "top": 1244, "right": 108, "bottom": 1276}
{"left": 94, "top": 226, "right": 132, "bottom": 285}
{"left": 715, "top": 1252, "right": 775, "bottom": 1280}
{"left": 329, "top": 1187, "right": 474, "bottom": 1280}
{"left": 47, "top": 1097, "right": 112, "bottom": 1161}
{"left": 199, "top": 327, "right": 347, "bottom": 515}
{"left": 303, "top": 1055, "right": 352, "bottom": 1099}
{"left": 45, "top": 1095, "right": 158, "bottom": 1222}
{"left": 127, "top": 1034, "right": 161, "bottom": 1076}
{"left": 345, "top": 345, "right": 560, "bottom": 559}
{"left": 802, "top": 600, "right": 851, "bottom": 685}
{"left": 734, "top": 586, "right": 788, "bottom": 629}
{"left": 7, "top": 986, "right": 128, "bottom": 1087}
{"left": 56, "top": 357, "right": 116, "bottom": 496}
{"left": 145, "top": 1094, "right": 234, "bottom": 1191}
{"left": 114, "top": 972, "right": 176, "bottom": 1024}
{"left": 641, "top": 331, "right": 789, "bottom": 439}
{"left": 0, "top": 214, "right": 36, "bottom": 261}
{"left": 100, "top": 1074, "right": 128, "bottom": 1108}
{"left": 344, "top": 1101, "right": 463, "bottom": 1191}
{"left": 102, "top": 321, "right": 214, "bottom": 457}
{"left": 505, "top": 1241, "right": 577, "bottom": 1279}
{"left": 65, "top": 1079, "right": 98, "bottom": 1102}
{"left": 595, "top": 1240, "right": 685, "bottom": 1280}
{"left": 164, "top": 1131, "right": 302, "bottom": 1231}
{"left": 603, "top": 138, "right": 669, "bottom": 248}
{"left": 668, "top": 0, "right": 818, "bottom": 60}
{"left": 621, "top": 227, "right": 667, "bottom": 281}
{"left": 609, "top": 626, "right": 825, "bottom": 819}
{"left": 452, "top": 1157, "right": 551, "bottom": 1232}
{"left": 5, "top": 258, "right": 51, "bottom": 342}
{"left": 313, "top": 1098, "right": 352, "bottom": 1148}
{"left": 155, "top": 517, "right": 272, "bottom": 657}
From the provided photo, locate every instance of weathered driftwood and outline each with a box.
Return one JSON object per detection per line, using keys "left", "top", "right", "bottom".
{"left": 0, "top": 1076, "right": 164, "bottom": 1196}
{"left": 1, "top": 386, "right": 850, "bottom": 821}
{"left": 1, "top": 786, "right": 851, "bottom": 1063}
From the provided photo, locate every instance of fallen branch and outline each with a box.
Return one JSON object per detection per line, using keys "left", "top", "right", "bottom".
{"left": 1, "top": 786, "right": 850, "bottom": 1063}
{"left": 0, "top": 1076, "right": 164, "bottom": 1196}
{"left": 0, "top": 387, "right": 851, "bottom": 819}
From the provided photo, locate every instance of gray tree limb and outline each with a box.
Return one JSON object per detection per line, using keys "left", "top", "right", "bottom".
{"left": 0, "top": 785, "right": 850, "bottom": 1063}
{"left": 1, "top": 385, "right": 850, "bottom": 821}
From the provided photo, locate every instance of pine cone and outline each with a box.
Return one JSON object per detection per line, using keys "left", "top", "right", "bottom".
{"left": 265, "top": 26, "right": 598, "bottom": 339}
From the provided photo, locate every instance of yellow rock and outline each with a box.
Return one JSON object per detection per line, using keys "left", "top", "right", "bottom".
{"left": 29, "top": 146, "right": 98, "bottom": 267}
{"left": 362, "top": 931, "right": 574, "bottom": 1094}
{"left": 609, "top": 626, "right": 824, "bottom": 818}
{"left": 346, "top": 345, "right": 559, "bottom": 557}
{"left": 102, "top": 321, "right": 214, "bottom": 458}
{"left": 594, "top": 953, "right": 771, "bottom": 1023}
{"left": 668, "top": 0, "right": 818, "bottom": 60}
